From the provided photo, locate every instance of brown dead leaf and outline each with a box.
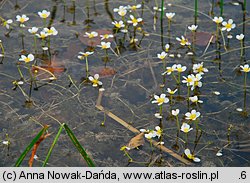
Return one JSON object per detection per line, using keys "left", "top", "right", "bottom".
{"left": 126, "top": 133, "right": 145, "bottom": 150}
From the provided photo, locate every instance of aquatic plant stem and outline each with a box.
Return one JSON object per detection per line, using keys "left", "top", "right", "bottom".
{"left": 243, "top": 72, "right": 247, "bottom": 113}
{"left": 85, "top": 57, "right": 89, "bottom": 77}
{"left": 175, "top": 116, "right": 180, "bottom": 145}
{"left": 194, "top": 0, "right": 198, "bottom": 25}
{"left": 220, "top": 0, "right": 224, "bottom": 16}
{"left": 160, "top": 0, "right": 164, "bottom": 50}
{"left": 240, "top": 39, "right": 244, "bottom": 58}
{"left": 244, "top": 0, "right": 247, "bottom": 14}
{"left": 0, "top": 41, "right": 4, "bottom": 56}
{"left": 17, "top": 64, "right": 24, "bottom": 79}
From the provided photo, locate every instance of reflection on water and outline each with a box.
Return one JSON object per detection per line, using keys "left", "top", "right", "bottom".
{"left": 0, "top": 0, "right": 250, "bottom": 167}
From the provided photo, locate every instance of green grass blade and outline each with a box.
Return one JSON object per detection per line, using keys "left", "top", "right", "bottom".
{"left": 220, "top": 0, "right": 224, "bottom": 16}
{"left": 42, "top": 123, "right": 64, "bottom": 167}
{"left": 63, "top": 124, "right": 95, "bottom": 167}
{"left": 14, "top": 125, "right": 49, "bottom": 167}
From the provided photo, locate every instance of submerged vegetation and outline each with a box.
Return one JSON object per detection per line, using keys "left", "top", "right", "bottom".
{"left": 0, "top": 0, "right": 249, "bottom": 167}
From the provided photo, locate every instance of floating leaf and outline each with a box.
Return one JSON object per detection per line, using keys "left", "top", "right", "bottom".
{"left": 93, "top": 67, "right": 116, "bottom": 78}
{"left": 186, "top": 32, "right": 215, "bottom": 46}
{"left": 79, "top": 29, "right": 113, "bottom": 47}
{"left": 126, "top": 133, "right": 145, "bottom": 150}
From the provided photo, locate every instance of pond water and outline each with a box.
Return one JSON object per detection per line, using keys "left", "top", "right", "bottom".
{"left": 0, "top": 0, "right": 250, "bottom": 167}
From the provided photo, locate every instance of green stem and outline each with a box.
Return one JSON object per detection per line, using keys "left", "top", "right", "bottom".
{"left": 220, "top": 0, "right": 224, "bottom": 17}
{"left": 243, "top": 72, "right": 247, "bottom": 112}
{"left": 240, "top": 40, "right": 244, "bottom": 58}
{"left": 194, "top": 0, "right": 198, "bottom": 25}
{"left": 85, "top": 56, "right": 89, "bottom": 78}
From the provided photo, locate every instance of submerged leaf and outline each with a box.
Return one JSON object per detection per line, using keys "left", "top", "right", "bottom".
{"left": 92, "top": 67, "right": 116, "bottom": 78}
{"left": 126, "top": 133, "right": 145, "bottom": 150}
{"left": 186, "top": 32, "right": 215, "bottom": 46}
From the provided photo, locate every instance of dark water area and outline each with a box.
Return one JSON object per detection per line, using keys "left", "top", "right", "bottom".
{"left": 0, "top": 0, "right": 250, "bottom": 167}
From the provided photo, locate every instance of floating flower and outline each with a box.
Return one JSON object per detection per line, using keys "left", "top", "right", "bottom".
{"left": 16, "top": 14, "right": 29, "bottom": 27}
{"left": 213, "top": 16, "right": 223, "bottom": 24}
{"left": 166, "top": 12, "right": 175, "bottom": 20}
{"left": 191, "top": 74, "right": 202, "bottom": 90}
{"left": 162, "top": 65, "right": 176, "bottom": 75}
{"left": 127, "top": 15, "right": 142, "bottom": 26}
{"left": 78, "top": 51, "right": 94, "bottom": 60}
{"left": 165, "top": 44, "right": 170, "bottom": 52}
{"left": 113, "top": 6, "right": 127, "bottom": 17}
{"left": 145, "top": 132, "right": 155, "bottom": 140}
{"left": 188, "top": 24, "right": 198, "bottom": 31}
{"left": 189, "top": 96, "right": 203, "bottom": 104}
{"left": 153, "top": 7, "right": 166, "bottom": 12}
{"left": 182, "top": 74, "right": 195, "bottom": 86}
{"left": 2, "top": 140, "right": 9, "bottom": 145}
{"left": 172, "top": 109, "right": 180, "bottom": 116}
{"left": 38, "top": 10, "right": 50, "bottom": 19}
{"left": 181, "top": 123, "right": 193, "bottom": 133}
{"left": 213, "top": 91, "right": 220, "bottom": 95}
{"left": 175, "top": 64, "right": 187, "bottom": 73}
{"left": 240, "top": 64, "right": 250, "bottom": 73}
{"left": 2, "top": 19, "right": 13, "bottom": 29}
{"left": 43, "top": 27, "right": 58, "bottom": 36}
{"left": 185, "top": 110, "right": 200, "bottom": 121}
{"left": 100, "top": 34, "right": 114, "bottom": 40}
{"left": 236, "top": 34, "right": 244, "bottom": 41}
{"left": 184, "top": 149, "right": 200, "bottom": 162}
{"left": 152, "top": 94, "right": 169, "bottom": 105}
{"left": 28, "top": 27, "right": 39, "bottom": 34}
{"left": 88, "top": 74, "right": 102, "bottom": 87}
{"left": 19, "top": 54, "right": 34, "bottom": 63}
{"left": 127, "top": 4, "right": 141, "bottom": 11}
{"left": 193, "top": 62, "right": 208, "bottom": 75}
{"left": 221, "top": 19, "right": 236, "bottom": 32}
{"left": 157, "top": 51, "right": 167, "bottom": 60}
{"left": 112, "top": 20, "right": 125, "bottom": 29}
{"left": 154, "top": 113, "right": 162, "bottom": 119}
{"left": 84, "top": 31, "right": 98, "bottom": 38}
{"left": 36, "top": 31, "right": 48, "bottom": 39}
{"left": 176, "top": 36, "right": 190, "bottom": 46}
{"left": 155, "top": 126, "right": 162, "bottom": 138}
{"left": 97, "top": 42, "right": 111, "bottom": 49}
{"left": 167, "top": 88, "right": 177, "bottom": 95}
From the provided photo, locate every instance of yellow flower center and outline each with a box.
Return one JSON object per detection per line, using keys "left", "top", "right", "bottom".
{"left": 183, "top": 128, "right": 189, "bottom": 133}
{"left": 47, "top": 29, "right": 53, "bottom": 34}
{"left": 225, "top": 23, "right": 232, "bottom": 29}
{"left": 197, "top": 67, "right": 204, "bottom": 73}
{"left": 132, "top": 18, "right": 138, "bottom": 24}
{"left": 159, "top": 56, "right": 165, "bottom": 59}
{"left": 186, "top": 78, "right": 193, "bottom": 83}
{"left": 180, "top": 39, "right": 187, "bottom": 45}
{"left": 131, "top": 6, "right": 137, "bottom": 10}
{"left": 189, "top": 114, "right": 197, "bottom": 120}
{"left": 41, "top": 14, "right": 48, "bottom": 18}
{"left": 167, "top": 68, "right": 173, "bottom": 73}
{"left": 40, "top": 34, "right": 46, "bottom": 39}
{"left": 24, "top": 58, "right": 30, "bottom": 63}
{"left": 19, "top": 17, "right": 25, "bottom": 23}
{"left": 92, "top": 79, "right": 99, "bottom": 85}
{"left": 115, "top": 23, "right": 121, "bottom": 28}
{"left": 88, "top": 34, "right": 95, "bottom": 38}
{"left": 119, "top": 11, "right": 126, "bottom": 16}
{"left": 177, "top": 68, "right": 183, "bottom": 72}
{"left": 157, "top": 98, "right": 165, "bottom": 104}
{"left": 187, "top": 154, "right": 194, "bottom": 160}
{"left": 243, "top": 68, "right": 250, "bottom": 72}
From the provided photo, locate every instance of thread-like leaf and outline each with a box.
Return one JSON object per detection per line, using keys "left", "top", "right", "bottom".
{"left": 63, "top": 124, "right": 95, "bottom": 167}
{"left": 15, "top": 125, "right": 49, "bottom": 167}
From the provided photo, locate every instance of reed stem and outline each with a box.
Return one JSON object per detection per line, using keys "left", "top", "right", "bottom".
{"left": 220, "top": 0, "right": 224, "bottom": 16}
{"left": 194, "top": 0, "right": 198, "bottom": 25}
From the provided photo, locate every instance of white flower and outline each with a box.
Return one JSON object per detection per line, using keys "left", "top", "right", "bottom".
{"left": 184, "top": 149, "right": 200, "bottom": 162}
{"left": 191, "top": 74, "right": 203, "bottom": 91}
{"left": 155, "top": 126, "right": 162, "bottom": 138}
{"left": 240, "top": 64, "right": 250, "bottom": 73}
{"left": 162, "top": 65, "right": 176, "bottom": 75}
{"left": 236, "top": 34, "right": 244, "bottom": 41}
{"left": 19, "top": 54, "right": 35, "bottom": 63}
{"left": 2, "top": 19, "right": 13, "bottom": 29}
{"left": 97, "top": 42, "right": 111, "bottom": 49}
{"left": 112, "top": 20, "right": 125, "bottom": 28}
{"left": 176, "top": 36, "right": 190, "bottom": 46}
{"left": 88, "top": 74, "right": 102, "bottom": 87}
{"left": 167, "top": 88, "right": 177, "bottom": 95}
{"left": 175, "top": 64, "right": 187, "bottom": 73}
{"left": 213, "top": 91, "right": 220, "bottom": 95}
{"left": 127, "top": 4, "right": 141, "bottom": 11}
{"left": 185, "top": 110, "right": 200, "bottom": 121}
{"left": 182, "top": 74, "right": 195, "bottom": 86}
{"left": 2, "top": 140, "right": 9, "bottom": 145}
{"left": 213, "top": 16, "right": 223, "bottom": 24}
{"left": 121, "top": 29, "right": 128, "bottom": 33}
{"left": 78, "top": 51, "right": 94, "bottom": 60}
{"left": 172, "top": 109, "right": 180, "bottom": 116}
{"left": 165, "top": 44, "right": 170, "bottom": 52}
{"left": 188, "top": 24, "right": 198, "bottom": 31}
{"left": 16, "top": 14, "right": 29, "bottom": 24}
{"left": 181, "top": 123, "right": 193, "bottom": 133}
{"left": 157, "top": 51, "right": 167, "bottom": 60}
{"left": 216, "top": 151, "right": 223, "bottom": 157}
{"left": 38, "top": 10, "right": 50, "bottom": 19}
{"left": 227, "top": 34, "right": 233, "bottom": 39}
{"left": 152, "top": 94, "right": 169, "bottom": 105}
{"left": 113, "top": 6, "right": 127, "bottom": 16}
{"left": 43, "top": 27, "right": 58, "bottom": 36}
{"left": 100, "top": 34, "right": 114, "bottom": 40}
{"left": 84, "top": 31, "right": 98, "bottom": 38}
{"left": 145, "top": 132, "right": 154, "bottom": 139}
{"left": 127, "top": 15, "right": 142, "bottom": 26}
{"left": 154, "top": 113, "right": 162, "bottom": 119}
{"left": 166, "top": 12, "right": 175, "bottom": 20}
{"left": 189, "top": 96, "right": 203, "bottom": 103}
{"left": 153, "top": 7, "right": 166, "bottom": 12}
{"left": 193, "top": 62, "right": 208, "bottom": 75}
{"left": 36, "top": 31, "right": 48, "bottom": 39}
{"left": 28, "top": 27, "right": 39, "bottom": 34}
{"left": 221, "top": 19, "right": 236, "bottom": 32}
